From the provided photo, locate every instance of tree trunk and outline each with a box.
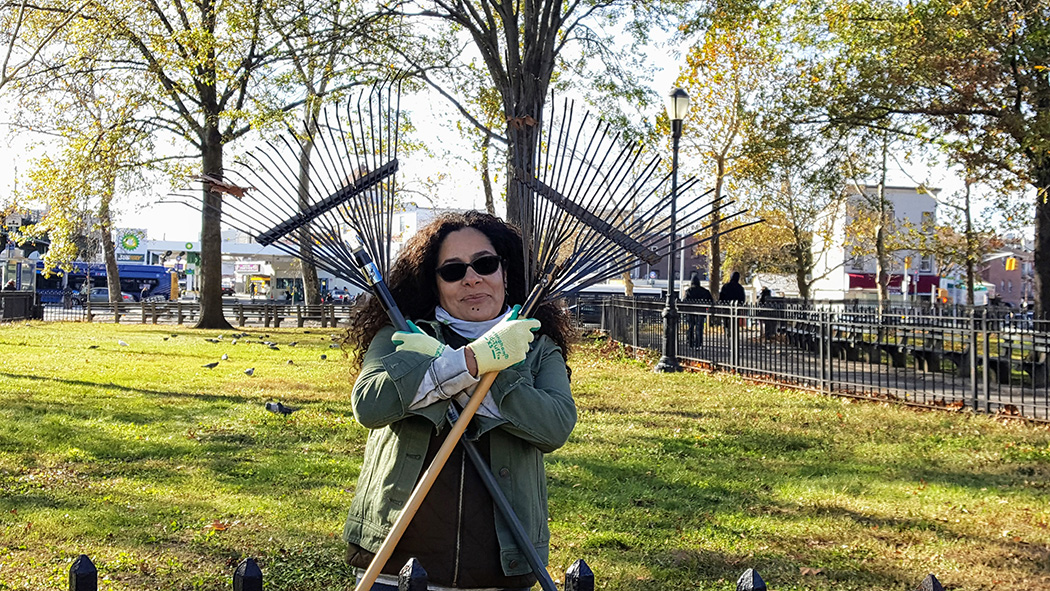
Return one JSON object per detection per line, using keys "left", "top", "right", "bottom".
{"left": 875, "top": 140, "right": 890, "bottom": 307}
{"left": 192, "top": 0, "right": 231, "bottom": 329}
{"left": 709, "top": 159, "right": 725, "bottom": 300}
{"left": 98, "top": 181, "right": 121, "bottom": 304}
{"left": 195, "top": 120, "right": 233, "bottom": 329}
{"left": 963, "top": 180, "right": 976, "bottom": 306}
{"left": 482, "top": 132, "right": 495, "bottom": 216}
{"left": 622, "top": 271, "right": 634, "bottom": 296}
{"left": 1034, "top": 164, "right": 1050, "bottom": 316}
{"left": 297, "top": 133, "right": 321, "bottom": 306}
{"left": 793, "top": 242, "right": 812, "bottom": 301}
{"left": 506, "top": 119, "right": 541, "bottom": 282}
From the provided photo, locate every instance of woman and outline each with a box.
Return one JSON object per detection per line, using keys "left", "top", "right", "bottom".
{"left": 344, "top": 211, "right": 577, "bottom": 590}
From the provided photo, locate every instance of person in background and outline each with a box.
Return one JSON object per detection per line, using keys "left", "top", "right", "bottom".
{"left": 719, "top": 271, "right": 746, "bottom": 304}
{"left": 718, "top": 271, "right": 746, "bottom": 332}
{"left": 683, "top": 273, "right": 712, "bottom": 348}
{"left": 343, "top": 211, "right": 577, "bottom": 590}
{"left": 758, "top": 287, "right": 776, "bottom": 340}
{"left": 3, "top": 280, "right": 15, "bottom": 291}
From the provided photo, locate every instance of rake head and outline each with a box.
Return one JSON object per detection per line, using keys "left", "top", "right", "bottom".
{"left": 514, "top": 97, "right": 756, "bottom": 304}
{"left": 171, "top": 80, "right": 403, "bottom": 291}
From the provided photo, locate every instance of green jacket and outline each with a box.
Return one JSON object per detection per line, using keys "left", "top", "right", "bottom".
{"left": 342, "top": 320, "right": 576, "bottom": 576}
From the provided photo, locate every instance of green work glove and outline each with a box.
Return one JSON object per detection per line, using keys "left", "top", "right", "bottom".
{"left": 467, "top": 305, "right": 541, "bottom": 375}
{"left": 391, "top": 320, "right": 446, "bottom": 358}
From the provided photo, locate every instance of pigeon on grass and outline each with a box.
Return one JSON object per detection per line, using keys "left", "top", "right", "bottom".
{"left": 265, "top": 402, "right": 297, "bottom": 415}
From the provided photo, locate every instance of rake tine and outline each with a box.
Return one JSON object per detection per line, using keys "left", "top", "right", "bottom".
{"left": 177, "top": 188, "right": 370, "bottom": 289}
{"left": 240, "top": 142, "right": 316, "bottom": 226}
{"left": 254, "top": 160, "right": 397, "bottom": 246}
{"left": 552, "top": 220, "right": 758, "bottom": 299}
{"left": 536, "top": 119, "right": 625, "bottom": 268}
{"left": 570, "top": 154, "right": 668, "bottom": 257}
{"left": 220, "top": 166, "right": 306, "bottom": 242}
{"left": 529, "top": 100, "right": 658, "bottom": 276}
{"left": 356, "top": 87, "right": 386, "bottom": 268}
{"left": 557, "top": 181, "right": 717, "bottom": 287}
{"left": 185, "top": 176, "right": 289, "bottom": 242}
{"left": 313, "top": 107, "right": 373, "bottom": 245}
{"left": 226, "top": 155, "right": 301, "bottom": 229}
{"left": 519, "top": 175, "right": 660, "bottom": 265}
{"left": 634, "top": 194, "right": 733, "bottom": 257}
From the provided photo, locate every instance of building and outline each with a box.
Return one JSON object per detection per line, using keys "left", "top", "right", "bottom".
{"left": 981, "top": 248, "right": 1033, "bottom": 307}
{"left": 627, "top": 234, "right": 706, "bottom": 283}
{"left": 810, "top": 185, "right": 941, "bottom": 301}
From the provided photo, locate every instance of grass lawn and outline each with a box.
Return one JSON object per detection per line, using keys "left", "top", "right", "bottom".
{"left": 0, "top": 321, "right": 1048, "bottom": 590}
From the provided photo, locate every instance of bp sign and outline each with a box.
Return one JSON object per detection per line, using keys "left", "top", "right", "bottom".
{"left": 120, "top": 234, "right": 140, "bottom": 250}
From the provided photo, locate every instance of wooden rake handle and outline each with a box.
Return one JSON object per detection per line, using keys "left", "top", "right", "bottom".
{"left": 353, "top": 370, "right": 500, "bottom": 591}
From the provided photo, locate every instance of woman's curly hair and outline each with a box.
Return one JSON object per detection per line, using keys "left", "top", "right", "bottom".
{"left": 347, "top": 211, "right": 575, "bottom": 368}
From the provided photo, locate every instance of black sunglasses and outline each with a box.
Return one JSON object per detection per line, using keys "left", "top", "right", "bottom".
{"left": 436, "top": 255, "right": 503, "bottom": 282}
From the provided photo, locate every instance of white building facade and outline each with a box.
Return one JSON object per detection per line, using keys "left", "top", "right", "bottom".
{"left": 810, "top": 185, "right": 940, "bottom": 301}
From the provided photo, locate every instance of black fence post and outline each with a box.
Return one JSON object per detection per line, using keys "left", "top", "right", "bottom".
{"left": 233, "top": 557, "right": 263, "bottom": 591}
{"left": 981, "top": 309, "right": 990, "bottom": 412}
{"left": 735, "top": 568, "right": 766, "bottom": 591}
{"left": 730, "top": 305, "right": 739, "bottom": 367}
{"left": 915, "top": 573, "right": 944, "bottom": 591}
{"left": 968, "top": 307, "right": 978, "bottom": 410}
{"left": 818, "top": 308, "right": 828, "bottom": 393}
{"left": 398, "top": 557, "right": 428, "bottom": 591}
{"left": 564, "top": 559, "right": 593, "bottom": 591}
{"left": 69, "top": 554, "right": 97, "bottom": 591}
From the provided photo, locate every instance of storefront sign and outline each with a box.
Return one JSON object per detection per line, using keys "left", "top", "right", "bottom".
{"left": 235, "top": 262, "right": 261, "bottom": 273}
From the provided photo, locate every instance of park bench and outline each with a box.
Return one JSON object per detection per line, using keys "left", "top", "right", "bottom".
{"left": 233, "top": 303, "right": 288, "bottom": 327}
{"left": 993, "top": 331, "right": 1050, "bottom": 386}
{"left": 901, "top": 328, "right": 950, "bottom": 372}
{"left": 782, "top": 322, "right": 819, "bottom": 352}
{"left": 898, "top": 328, "right": 968, "bottom": 375}
{"left": 853, "top": 325, "right": 909, "bottom": 368}
{"left": 138, "top": 301, "right": 198, "bottom": 324}
{"left": 293, "top": 304, "right": 338, "bottom": 328}
{"left": 827, "top": 323, "right": 860, "bottom": 361}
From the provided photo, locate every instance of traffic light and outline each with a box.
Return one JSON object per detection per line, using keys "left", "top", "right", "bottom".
{"left": 1005, "top": 257, "right": 1018, "bottom": 271}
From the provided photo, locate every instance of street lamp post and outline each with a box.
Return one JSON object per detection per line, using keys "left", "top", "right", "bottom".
{"left": 656, "top": 87, "right": 690, "bottom": 373}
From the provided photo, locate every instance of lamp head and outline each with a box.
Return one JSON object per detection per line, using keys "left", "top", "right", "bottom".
{"left": 665, "top": 87, "right": 691, "bottom": 122}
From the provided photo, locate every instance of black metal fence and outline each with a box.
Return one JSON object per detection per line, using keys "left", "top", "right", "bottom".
{"left": 602, "top": 297, "right": 1050, "bottom": 422}
{"left": 67, "top": 554, "right": 595, "bottom": 591}
{"left": 68, "top": 552, "right": 945, "bottom": 590}
{"left": 40, "top": 300, "right": 353, "bottom": 328}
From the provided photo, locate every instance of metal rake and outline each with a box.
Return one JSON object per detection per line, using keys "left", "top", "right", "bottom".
{"left": 513, "top": 96, "right": 757, "bottom": 305}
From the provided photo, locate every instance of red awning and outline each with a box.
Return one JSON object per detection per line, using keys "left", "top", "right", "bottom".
{"left": 847, "top": 273, "right": 939, "bottom": 294}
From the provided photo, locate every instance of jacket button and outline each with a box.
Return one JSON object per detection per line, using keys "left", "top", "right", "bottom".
{"left": 499, "top": 467, "right": 510, "bottom": 478}
{"left": 509, "top": 559, "right": 519, "bottom": 569}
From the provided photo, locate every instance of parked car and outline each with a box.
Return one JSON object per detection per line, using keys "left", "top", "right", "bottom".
{"left": 73, "top": 287, "right": 136, "bottom": 305}
{"left": 221, "top": 286, "right": 235, "bottom": 296}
